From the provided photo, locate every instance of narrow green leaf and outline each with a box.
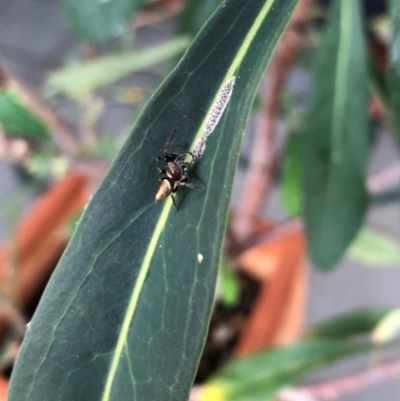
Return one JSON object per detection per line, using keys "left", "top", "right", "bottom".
{"left": 281, "top": 132, "right": 302, "bottom": 216}
{"left": 205, "top": 339, "right": 372, "bottom": 401}
{"left": 301, "top": 0, "right": 369, "bottom": 270}
{"left": 389, "top": 0, "right": 400, "bottom": 143}
{"left": 65, "top": 0, "right": 146, "bottom": 44}
{"left": 307, "top": 307, "right": 392, "bottom": 339}
{"left": 0, "top": 90, "right": 50, "bottom": 141}
{"left": 372, "top": 308, "right": 400, "bottom": 344}
{"left": 347, "top": 228, "right": 400, "bottom": 266}
{"left": 47, "top": 37, "right": 190, "bottom": 98}
{"left": 8, "top": 0, "right": 300, "bottom": 400}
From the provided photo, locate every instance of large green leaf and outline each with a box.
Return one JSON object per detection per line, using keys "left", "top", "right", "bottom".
{"left": 202, "top": 339, "right": 373, "bottom": 401}
{"left": 65, "top": 0, "right": 146, "bottom": 43}
{"left": 389, "top": 0, "right": 400, "bottom": 144}
{"left": 178, "top": 0, "right": 222, "bottom": 38}
{"left": 301, "top": 0, "right": 369, "bottom": 270}
{"left": 8, "top": 0, "right": 299, "bottom": 400}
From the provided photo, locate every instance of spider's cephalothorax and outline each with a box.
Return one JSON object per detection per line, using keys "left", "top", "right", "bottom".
{"left": 155, "top": 120, "right": 202, "bottom": 209}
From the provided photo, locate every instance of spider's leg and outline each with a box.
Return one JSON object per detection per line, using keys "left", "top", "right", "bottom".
{"left": 174, "top": 158, "right": 190, "bottom": 168}
{"left": 168, "top": 143, "right": 188, "bottom": 152}
{"left": 179, "top": 162, "right": 190, "bottom": 169}
{"left": 156, "top": 157, "right": 166, "bottom": 174}
{"left": 164, "top": 153, "right": 181, "bottom": 162}
{"left": 178, "top": 181, "right": 204, "bottom": 190}
{"left": 171, "top": 193, "right": 178, "bottom": 209}
{"left": 164, "top": 126, "right": 178, "bottom": 153}
{"left": 174, "top": 152, "right": 195, "bottom": 164}
{"left": 164, "top": 115, "right": 188, "bottom": 153}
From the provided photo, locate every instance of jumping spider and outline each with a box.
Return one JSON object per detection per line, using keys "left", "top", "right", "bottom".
{"left": 155, "top": 119, "right": 202, "bottom": 209}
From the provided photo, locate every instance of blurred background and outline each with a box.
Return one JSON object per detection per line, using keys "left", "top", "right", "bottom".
{"left": 0, "top": 0, "right": 399, "bottom": 400}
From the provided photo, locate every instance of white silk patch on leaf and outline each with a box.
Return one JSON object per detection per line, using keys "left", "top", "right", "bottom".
{"left": 192, "top": 76, "right": 236, "bottom": 162}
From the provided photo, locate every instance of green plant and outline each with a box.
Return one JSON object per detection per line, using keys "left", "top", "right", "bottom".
{"left": 7, "top": 0, "right": 300, "bottom": 400}
{"left": 2, "top": 0, "right": 400, "bottom": 400}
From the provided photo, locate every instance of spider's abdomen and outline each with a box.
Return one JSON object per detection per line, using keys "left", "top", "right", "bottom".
{"left": 166, "top": 161, "right": 183, "bottom": 181}
{"left": 155, "top": 179, "right": 173, "bottom": 201}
